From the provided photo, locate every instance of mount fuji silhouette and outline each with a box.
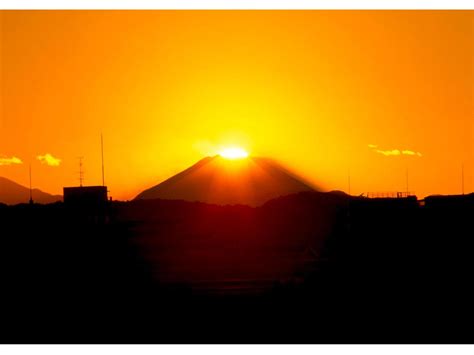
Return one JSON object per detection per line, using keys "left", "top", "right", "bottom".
{"left": 135, "top": 156, "right": 316, "bottom": 206}
{"left": 0, "top": 176, "right": 62, "bottom": 205}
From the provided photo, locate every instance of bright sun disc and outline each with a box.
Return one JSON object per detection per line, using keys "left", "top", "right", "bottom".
{"left": 219, "top": 147, "right": 249, "bottom": 160}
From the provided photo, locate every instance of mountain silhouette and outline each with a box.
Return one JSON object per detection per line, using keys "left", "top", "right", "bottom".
{"left": 135, "top": 156, "right": 316, "bottom": 206}
{"left": 0, "top": 176, "right": 62, "bottom": 205}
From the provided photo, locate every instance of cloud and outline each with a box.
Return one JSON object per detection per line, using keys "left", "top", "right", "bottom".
{"left": 375, "top": 149, "right": 401, "bottom": 156}
{"left": 37, "top": 153, "right": 61, "bottom": 167}
{"left": 0, "top": 156, "right": 23, "bottom": 166}
{"left": 402, "top": 150, "right": 423, "bottom": 157}
{"left": 369, "top": 144, "right": 422, "bottom": 157}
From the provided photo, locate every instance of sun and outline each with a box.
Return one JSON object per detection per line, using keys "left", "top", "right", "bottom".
{"left": 219, "top": 147, "right": 249, "bottom": 160}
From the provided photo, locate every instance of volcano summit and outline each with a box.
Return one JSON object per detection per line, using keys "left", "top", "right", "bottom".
{"left": 135, "top": 156, "right": 315, "bottom": 206}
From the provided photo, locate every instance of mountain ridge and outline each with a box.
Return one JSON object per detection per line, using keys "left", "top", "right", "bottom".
{"left": 0, "top": 176, "right": 62, "bottom": 205}
{"left": 135, "top": 156, "right": 317, "bottom": 206}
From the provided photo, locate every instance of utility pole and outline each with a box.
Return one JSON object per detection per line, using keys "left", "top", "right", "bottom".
{"left": 78, "top": 157, "right": 84, "bottom": 187}
{"left": 462, "top": 164, "right": 464, "bottom": 195}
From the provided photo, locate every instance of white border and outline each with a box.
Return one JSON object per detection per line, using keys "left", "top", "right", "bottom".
{"left": 0, "top": 1, "right": 473, "bottom": 352}
{"left": 1, "top": 345, "right": 474, "bottom": 355}
{"left": 1, "top": 0, "right": 473, "bottom": 10}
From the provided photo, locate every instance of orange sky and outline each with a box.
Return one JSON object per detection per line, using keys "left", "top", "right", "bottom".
{"left": 0, "top": 10, "right": 473, "bottom": 200}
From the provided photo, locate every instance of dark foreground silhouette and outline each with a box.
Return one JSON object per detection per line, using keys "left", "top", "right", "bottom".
{"left": 0, "top": 191, "right": 473, "bottom": 343}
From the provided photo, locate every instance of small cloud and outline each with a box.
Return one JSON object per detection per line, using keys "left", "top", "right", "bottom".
{"left": 0, "top": 156, "right": 23, "bottom": 166}
{"left": 37, "top": 153, "right": 61, "bottom": 167}
{"left": 369, "top": 144, "right": 422, "bottom": 157}
{"left": 402, "top": 150, "right": 422, "bottom": 157}
{"left": 375, "top": 149, "right": 401, "bottom": 156}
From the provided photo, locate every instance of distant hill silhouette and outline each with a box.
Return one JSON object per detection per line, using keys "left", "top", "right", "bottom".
{"left": 0, "top": 176, "right": 62, "bottom": 205}
{"left": 135, "top": 156, "right": 316, "bottom": 206}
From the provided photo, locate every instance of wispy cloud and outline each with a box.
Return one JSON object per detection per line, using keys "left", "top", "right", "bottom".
{"left": 37, "top": 153, "right": 61, "bottom": 167}
{"left": 402, "top": 150, "right": 422, "bottom": 157}
{"left": 369, "top": 145, "right": 422, "bottom": 157}
{"left": 375, "top": 149, "right": 401, "bottom": 156}
{"left": 0, "top": 156, "right": 23, "bottom": 166}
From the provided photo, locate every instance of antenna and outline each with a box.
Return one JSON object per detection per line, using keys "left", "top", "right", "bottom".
{"left": 406, "top": 168, "right": 409, "bottom": 196}
{"left": 78, "top": 157, "right": 84, "bottom": 187}
{"left": 29, "top": 164, "right": 33, "bottom": 204}
{"left": 348, "top": 168, "right": 351, "bottom": 196}
{"left": 101, "top": 133, "right": 105, "bottom": 187}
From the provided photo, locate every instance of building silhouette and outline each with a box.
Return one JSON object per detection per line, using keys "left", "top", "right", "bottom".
{"left": 63, "top": 186, "right": 108, "bottom": 207}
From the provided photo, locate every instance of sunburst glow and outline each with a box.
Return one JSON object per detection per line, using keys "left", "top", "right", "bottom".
{"left": 219, "top": 147, "right": 249, "bottom": 160}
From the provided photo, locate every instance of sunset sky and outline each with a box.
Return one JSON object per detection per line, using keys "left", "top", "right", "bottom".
{"left": 0, "top": 10, "right": 472, "bottom": 200}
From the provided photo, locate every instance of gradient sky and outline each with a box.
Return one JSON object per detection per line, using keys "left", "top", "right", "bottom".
{"left": 0, "top": 10, "right": 473, "bottom": 200}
